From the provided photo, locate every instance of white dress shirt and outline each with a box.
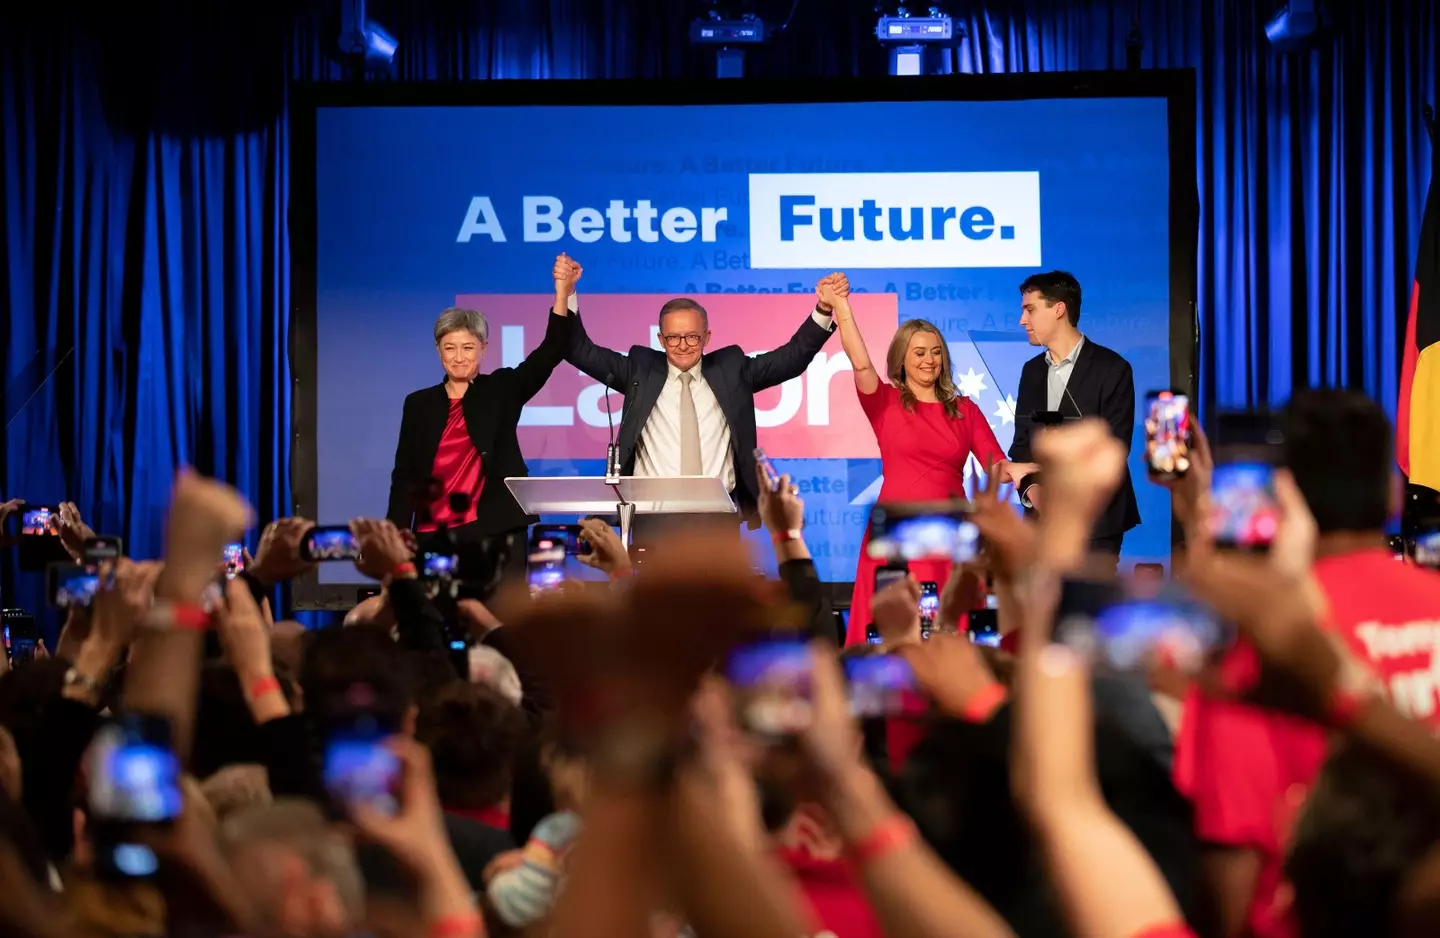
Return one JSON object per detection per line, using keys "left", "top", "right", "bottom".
{"left": 632, "top": 308, "right": 834, "bottom": 491}
{"left": 635, "top": 359, "right": 736, "bottom": 490}
{"left": 1045, "top": 334, "right": 1085, "bottom": 411}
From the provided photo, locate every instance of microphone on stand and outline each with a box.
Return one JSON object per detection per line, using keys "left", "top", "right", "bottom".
{"left": 603, "top": 373, "right": 621, "bottom": 484}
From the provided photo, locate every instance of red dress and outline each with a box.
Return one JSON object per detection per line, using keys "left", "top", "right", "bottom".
{"left": 845, "top": 384, "right": 1004, "bottom": 646}
{"left": 418, "top": 398, "right": 484, "bottom": 533}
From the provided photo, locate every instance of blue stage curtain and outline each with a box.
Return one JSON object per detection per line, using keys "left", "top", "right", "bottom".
{"left": 1, "top": 1, "right": 1435, "bottom": 619}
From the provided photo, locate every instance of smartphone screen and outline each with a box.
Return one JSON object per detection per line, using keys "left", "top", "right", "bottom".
{"left": 324, "top": 726, "right": 401, "bottom": 816}
{"left": 221, "top": 543, "right": 245, "bottom": 579}
{"left": 527, "top": 533, "right": 566, "bottom": 592}
{"left": 532, "top": 524, "right": 594, "bottom": 557}
{"left": 421, "top": 551, "right": 457, "bottom": 580}
{"left": 865, "top": 624, "right": 882, "bottom": 645}
{"left": 87, "top": 715, "right": 184, "bottom": 824}
{"left": 1414, "top": 522, "right": 1440, "bottom": 571}
{"left": 918, "top": 581, "right": 939, "bottom": 637}
{"left": 844, "top": 654, "right": 926, "bottom": 717}
{"left": 1091, "top": 594, "right": 1226, "bottom": 673}
{"left": 867, "top": 502, "right": 979, "bottom": 563}
{"left": 19, "top": 506, "right": 61, "bottom": 537}
{"left": 873, "top": 564, "right": 908, "bottom": 595}
{"left": 1209, "top": 457, "right": 1279, "bottom": 551}
{"left": 300, "top": 526, "right": 361, "bottom": 562}
{"left": 968, "top": 608, "right": 1001, "bottom": 647}
{"left": 754, "top": 447, "right": 781, "bottom": 492}
{"left": 83, "top": 535, "right": 124, "bottom": 563}
{"left": 725, "top": 639, "right": 814, "bottom": 739}
{"left": 48, "top": 563, "right": 101, "bottom": 608}
{"left": 1145, "top": 391, "right": 1191, "bottom": 480}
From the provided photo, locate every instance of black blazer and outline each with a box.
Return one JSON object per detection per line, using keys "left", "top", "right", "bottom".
{"left": 565, "top": 307, "right": 834, "bottom": 524}
{"left": 386, "top": 310, "right": 573, "bottom": 534}
{"left": 1007, "top": 338, "right": 1141, "bottom": 539}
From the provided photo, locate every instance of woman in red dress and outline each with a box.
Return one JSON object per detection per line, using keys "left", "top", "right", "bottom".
{"left": 820, "top": 274, "right": 1035, "bottom": 646}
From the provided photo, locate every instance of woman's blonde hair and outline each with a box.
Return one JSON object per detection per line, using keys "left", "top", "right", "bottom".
{"left": 885, "top": 319, "right": 961, "bottom": 419}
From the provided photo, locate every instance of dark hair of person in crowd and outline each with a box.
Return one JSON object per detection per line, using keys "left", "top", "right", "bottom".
{"left": 1283, "top": 388, "right": 1393, "bottom": 534}
{"left": 1285, "top": 743, "right": 1440, "bottom": 938}
{"left": 300, "top": 624, "right": 417, "bottom": 733}
{"left": 415, "top": 683, "right": 529, "bottom": 812}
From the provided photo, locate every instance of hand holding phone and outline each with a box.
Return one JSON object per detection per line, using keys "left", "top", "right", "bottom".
{"left": 754, "top": 447, "right": 781, "bottom": 493}
{"left": 725, "top": 639, "right": 814, "bottom": 740}
{"left": 324, "top": 722, "right": 402, "bottom": 816}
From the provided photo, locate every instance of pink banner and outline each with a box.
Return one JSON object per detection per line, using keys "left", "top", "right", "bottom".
{"left": 456, "top": 292, "right": 900, "bottom": 460}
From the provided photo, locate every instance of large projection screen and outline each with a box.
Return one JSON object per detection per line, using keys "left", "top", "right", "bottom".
{"left": 292, "top": 72, "right": 1198, "bottom": 608}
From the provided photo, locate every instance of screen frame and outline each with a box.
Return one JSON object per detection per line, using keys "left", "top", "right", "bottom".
{"left": 290, "top": 71, "right": 1199, "bottom": 610}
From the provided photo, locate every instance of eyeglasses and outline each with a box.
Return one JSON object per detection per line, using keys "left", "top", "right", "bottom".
{"left": 661, "top": 333, "right": 704, "bottom": 349}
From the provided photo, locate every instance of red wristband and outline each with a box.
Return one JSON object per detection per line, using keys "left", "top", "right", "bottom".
{"left": 611, "top": 566, "right": 636, "bottom": 579}
{"left": 171, "top": 603, "right": 211, "bottom": 632}
{"left": 771, "top": 528, "right": 803, "bottom": 543}
{"left": 845, "top": 815, "right": 917, "bottom": 866}
{"left": 959, "top": 682, "right": 1008, "bottom": 723}
{"left": 428, "top": 913, "right": 482, "bottom": 938}
{"left": 390, "top": 562, "right": 417, "bottom": 578}
{"left": 247, "top": 675, "right": 282, "bottom": 700}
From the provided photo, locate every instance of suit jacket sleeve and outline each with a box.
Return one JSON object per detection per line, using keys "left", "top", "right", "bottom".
{"left": 738, "top": 308, "right": 833, "bottom": 391}
{"left": 387, "top": 394, "right": 417, "bottom": 527}
{"left": 1008, "top": 362, "right": 1036, "bottom": 464}
{"left": 504, "top": 309, "right": 575, "bottom": 406}
{"left": 1099, "top": 356, "right": 1137, "bottom": 455}
{"left": 567, "top": 311, "right": 634, "bottom": 392}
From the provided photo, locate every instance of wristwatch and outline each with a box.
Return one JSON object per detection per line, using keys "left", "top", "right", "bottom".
{"left": 63, "top": 666, "right": 105, "bottom": 695}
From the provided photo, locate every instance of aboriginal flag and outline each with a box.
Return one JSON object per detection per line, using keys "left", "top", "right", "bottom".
{"left": 1399, "top": 108, "right": 1440, "bottom": 492}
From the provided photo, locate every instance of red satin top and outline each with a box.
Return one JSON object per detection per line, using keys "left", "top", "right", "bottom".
{"left": 419, "top": 398, "right": 483, "bottom": 532}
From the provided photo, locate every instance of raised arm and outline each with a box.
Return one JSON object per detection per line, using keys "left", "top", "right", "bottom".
{"left": 506, "top": 254, "right": 580, "bottom": 403}
{"left": 562, "top": 255, "right": 634, "bottom": 392}
{"left": 821, "top": 272, "right": 880, "bottom": 395}
{"left": 739, "top": 296, "right": 835, "bottom": 391}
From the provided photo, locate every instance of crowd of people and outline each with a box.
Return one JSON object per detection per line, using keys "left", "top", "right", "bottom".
{"left": 0, "top": 387, "right": 1439, "bottom": 938}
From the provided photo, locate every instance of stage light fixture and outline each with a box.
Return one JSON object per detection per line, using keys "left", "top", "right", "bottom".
{"left": 338, "top": 0, "right": 397, "bottom": 69}
{"left": 875, "top": 5, "right": 954, "bottom": 77}
{"left": 689, "top": 9, "right": 767, "bottom": 79}
{"left": 1264, "top": 0, "right": 1328, "bottom": 53}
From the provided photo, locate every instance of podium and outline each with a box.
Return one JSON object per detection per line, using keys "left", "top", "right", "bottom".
{"left": 504, "top": 475, "right": 735, "bottom": 547}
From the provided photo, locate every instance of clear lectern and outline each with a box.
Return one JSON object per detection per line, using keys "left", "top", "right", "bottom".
{"left": 504, "top": 475, "right": 735, "bottom": 547}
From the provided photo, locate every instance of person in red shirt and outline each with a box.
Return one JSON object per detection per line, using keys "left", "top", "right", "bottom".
{"left": 1185, "top": 390, "right": 1440, "bottom": 938}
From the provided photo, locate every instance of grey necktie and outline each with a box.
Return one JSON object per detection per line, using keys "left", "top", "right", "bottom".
{"left": 678, "top": 372, "right": 703, "bottom": 475}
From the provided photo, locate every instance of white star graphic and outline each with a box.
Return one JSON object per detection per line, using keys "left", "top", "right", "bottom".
{"left": 993, "top": 394, "right": 1018, "bottom": 425}
{"left": 956, "top": 367, "right": 988, "bottom": 400}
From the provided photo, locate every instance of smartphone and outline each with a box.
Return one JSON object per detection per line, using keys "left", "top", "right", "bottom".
{"left": 865, "top": 623, "right": 882, "bottom": 645}
{"left": 87, "top": 714, "right": 183, "bottom": 880}
{"left": 844, "top": 654, "right": 926, "bottom": 718}
{"left": 48, "top": 563, "right": 101, "bottom": 608}
{"left": 867, "top": 501, "right": 979, "bottom": 563}
{"left": 754, "top": 446, "right": 781, "bottom": 493}
{"left": 421, "top": 551, "right": 457, "bottom": 580}
{"left": 1414, "top": 520, "right": 1440, "bottom": 571}
{"left": 725, "top": 638, "right": 814, "bottom": 739}
{"left": 1090, "top": 593, "right": 1226, "bottom": 673}
{"left": 968, "top": 608, "right": 1001, "bottom": 647}
{"left": 532, "top": 523, "right": 594, "bottom": 557}
{"left": 18, "top": 505, "right": 61, "bottom": 537}
{"left": 221, "top": 543, "right": 245, "bottom": 579}
{"left": 3, "top": 611, "right": 40, "bottom": 664}
{"left": 526, "top": 532, "right": 566, "bottom": 592}
{"left": 1145, "top": 391, "right": 1192, "bottom": 480}
{"left": 873, "top": 563, "right": 909, "bottom": 595}
{"left": 299, "top": 525, "right": 361, "bottom": 562}
{"left": 1209, "top": 451, "right": 1280, "bottom": 551}
{"left": 83, "top": 535, "right": 124, "bottom": 563}
{"left": 323, "top": 720, "right": 402, "bottom": 817}
{"left": 918, "top": 580, "right": 939, "bottom": 638}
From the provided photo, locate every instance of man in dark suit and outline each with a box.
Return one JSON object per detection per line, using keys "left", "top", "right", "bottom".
{"left": 556, "top": 255, "right": 836, "bottom": 527}
{"left": 1007, "top": 271, "right": 1141, "bottom": 561}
